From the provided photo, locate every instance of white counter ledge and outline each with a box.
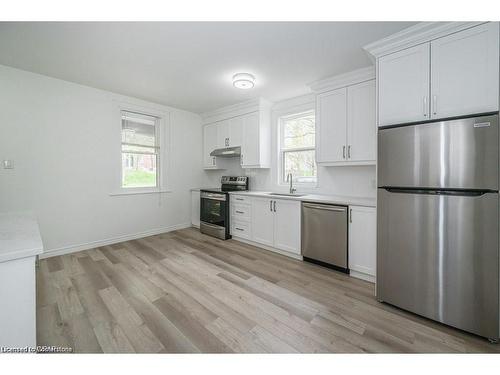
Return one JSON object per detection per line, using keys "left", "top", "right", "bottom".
{"left": 228, "top": 191, "right": 376, "bottom": 207}
{"left": 0, "top": 211, "right": 44, "bottom": 263}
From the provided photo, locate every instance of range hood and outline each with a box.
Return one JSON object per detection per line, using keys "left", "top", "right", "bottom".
{"left": 210, "top": 146, "right": 241, "bottom": 158}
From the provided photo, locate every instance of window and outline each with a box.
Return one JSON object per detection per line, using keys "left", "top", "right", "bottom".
{"left": 279, "top": 110, "right": 316, "bottom": 184}
{"left": 121, "top": 110, "right": 160, "bottom": 189}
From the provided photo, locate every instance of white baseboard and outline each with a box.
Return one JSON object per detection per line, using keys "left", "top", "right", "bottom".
{"left": 232, "top": 236, "right": 303, "bottom": 261}
{"left": 39, "top": 222, "right": 191, "bottom": 259}
{"left": 350, "top": 270, "right": 376, "bottom": 283}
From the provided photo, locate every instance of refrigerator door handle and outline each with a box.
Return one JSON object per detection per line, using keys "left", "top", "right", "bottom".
{"left": 382, "top": 187, "right": 492, "bottom": 197}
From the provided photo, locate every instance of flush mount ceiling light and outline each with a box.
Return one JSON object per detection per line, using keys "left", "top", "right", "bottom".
{"left": 232, "top": 73, "right": 255, "bottom": 89}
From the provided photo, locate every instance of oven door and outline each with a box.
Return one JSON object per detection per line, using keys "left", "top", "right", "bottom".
{"left": 200, "top": 191, "right": 229, "bottom": 239}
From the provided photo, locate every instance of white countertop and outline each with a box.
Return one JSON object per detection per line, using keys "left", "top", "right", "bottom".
{"left": 0, "top": 212, "right": 44, "bottom": 263}
{"left": 229, "top": 191, "right": 376, "bottom": 207}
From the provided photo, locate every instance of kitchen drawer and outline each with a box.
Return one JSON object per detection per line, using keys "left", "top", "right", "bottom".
{"left": 231, "top": 220, "right": 251, "bottom": 239}
{"left": 231, "top": 195, "right": 251, "bottom": 204}
{"left": 231, "top": 203, "right": 251, "bottom": 221}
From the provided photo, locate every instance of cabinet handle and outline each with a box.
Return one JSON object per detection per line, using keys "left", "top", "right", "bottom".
{"left": 432, "top": 95, "right": 437, "bottom": 116}
{"left": 423, "top": 96, "right": 428, "bottom": 117}
{"left": 235, "top": 227, "right": 244, "bottom": 231}
{"left": 241, "top": 154, "right": 244, "bottom": 165}
{"left": 236, "top": 198, "right": 244, "bottom": 201}
{"left": 235, "top": 210, "right": 244, "bottom": 214}
{"left": 273, "top": 201, "right": 276, "bottom": 212}
{"left": 348, "top": 145, "right": 351, "bottom": 159}
{"left": 350, "top": 208, "right": 352, "bottom": 223}
{"left": 270, "top": 200, "right": 273, "bottom": 212}
{"left": 343, "top": 145, "right": 346, "bottom": 159}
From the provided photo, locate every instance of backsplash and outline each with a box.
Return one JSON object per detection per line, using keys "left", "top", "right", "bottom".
{"left": 203, "top": 158, "right": 376, "bottom": 198}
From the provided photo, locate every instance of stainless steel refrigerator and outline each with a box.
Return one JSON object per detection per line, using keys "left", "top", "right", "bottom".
{"left": 377, "top": 113, "right": 499, "bottom": 341}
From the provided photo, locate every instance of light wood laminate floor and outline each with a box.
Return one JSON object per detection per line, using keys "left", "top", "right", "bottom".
{"left": 37, "top": 227, "right": 500, "bottom": 353}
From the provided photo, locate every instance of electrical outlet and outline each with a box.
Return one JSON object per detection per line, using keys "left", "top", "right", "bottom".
{"left": 2, "top": 160, "right": 14, "bottom": 169}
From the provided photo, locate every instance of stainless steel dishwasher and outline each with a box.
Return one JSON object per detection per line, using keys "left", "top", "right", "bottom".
{"left": 301, "top": 202, "right": 348, "bottom": 273}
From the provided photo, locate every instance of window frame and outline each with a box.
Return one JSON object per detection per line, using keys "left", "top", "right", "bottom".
{"left": 278, "top": 109, "right": 317, "bottom": 186}
{"left": 111, "top": 101, "right": 171, "bottom": 196}
{"left": 120, "top": 110, "right": 160, "bottom": 190}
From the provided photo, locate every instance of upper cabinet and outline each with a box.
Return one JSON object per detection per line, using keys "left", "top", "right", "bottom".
{"left": 202, "top": 98, "right": 272, "bottom": 170}
{"left": 312, "top": 67, "right": 376, "bottom": 166}
{"left": 203, "top": 123, "right": 218, "bottom": 169}
{"left": 378, "top": 44, "right": 430, "bottom": 126}
{"left": 347, "top": 80, "right": 376, "bottom": 162}
{"left": 316, "top": 88, "right": 347, "bottom": 163}
{"left": 430, "top": 23, "right": 499, "bottom": 120}
{"left": 375, "top": 22, "right": 499, "bottom": 127}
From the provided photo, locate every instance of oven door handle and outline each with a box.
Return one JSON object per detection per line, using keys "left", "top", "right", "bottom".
{"left": 201, "top": 192, "right": 227, "bottom": 201}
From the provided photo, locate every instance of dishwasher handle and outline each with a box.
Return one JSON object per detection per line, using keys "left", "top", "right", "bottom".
{"left": 302, "top": 203, "right": 347, "bottom": 212}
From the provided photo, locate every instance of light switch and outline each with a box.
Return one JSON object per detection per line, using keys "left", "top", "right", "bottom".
{"left": 2, "top": 160, "right": 14, "bottom": 169}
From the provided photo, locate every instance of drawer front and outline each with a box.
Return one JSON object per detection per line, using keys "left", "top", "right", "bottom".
{"left": 231, "top": 203, "right": 251, "bottom": 221}
{"left": 231, "top": 195, "right": 251, "bottom": 204}
{"left": 231, "top": 220, "right": 251, "bottom": 239}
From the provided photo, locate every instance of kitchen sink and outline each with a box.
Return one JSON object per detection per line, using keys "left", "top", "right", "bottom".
{"left": 268, "top": 192, "right": 306, "bottom": 197}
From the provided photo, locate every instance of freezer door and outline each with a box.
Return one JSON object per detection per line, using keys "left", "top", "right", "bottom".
{"left": 378, "top": 114, "right": 499, "bottom": 190}
{"left": 377, "top": 188, "right": 499, "bottom": 339}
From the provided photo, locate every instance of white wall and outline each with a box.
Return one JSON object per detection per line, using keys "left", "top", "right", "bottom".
{"left": 0, "top": 65, "right": 203, "bottom": 256}
{"left": 203, "top": 94, "right": 376, "bottom": 198}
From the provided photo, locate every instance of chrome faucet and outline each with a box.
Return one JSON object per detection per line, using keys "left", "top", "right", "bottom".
{"left": 286, "top": 173, "right": 297, "bottom": 194}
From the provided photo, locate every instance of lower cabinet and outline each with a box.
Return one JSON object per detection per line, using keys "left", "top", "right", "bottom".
{"left": 191, "top": 190, "right": 200, "bottom": 227}
{"left": 231, "top": 195, "right": 301, "bottom": 256}
{"left": 229, "top": 194, "right": 376, "bottom": 279}
{"left": 273, "top": 199, "right": 301, "bottom": 254}
{"left": 348, "top": 205, "right": 376, "bottom": 281}
{"left": 250, "top": 197, "right": 274, "bottom": 247}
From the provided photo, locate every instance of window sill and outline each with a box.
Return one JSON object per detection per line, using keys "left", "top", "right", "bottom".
{"left": 109, "top": 189, "right": 172, "bottom": 196}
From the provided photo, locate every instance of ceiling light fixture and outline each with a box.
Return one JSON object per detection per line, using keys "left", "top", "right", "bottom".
{"left": 232, "top": 73, "right": 255, "bottom": 89}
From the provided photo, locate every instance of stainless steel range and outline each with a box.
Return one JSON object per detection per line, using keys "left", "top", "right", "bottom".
{"left": 200, "top": 176, "right": 248, "bottom": 240}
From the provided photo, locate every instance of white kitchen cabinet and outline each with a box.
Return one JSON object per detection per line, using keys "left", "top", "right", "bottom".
{"left": 273, "top": 199, "right": 301, "bottom": 255}
{"left": 203, "top": 123, "right": 220, "bottom": 169}
{"left": 378, "top": 23, "right": 499, "bottom": 127}
{"left": 316, "top": 80, "right": 376, "bottom": 165}
{"left": 241, "top": 112, "right": 270, "bottom": 168}
{"left": 0, "top": 212, "right": 43, "bottom": 348}
{"left": 216, "top": 119, "right": 230, "bottom": 149}
{"left": 378, "top": 43, "right": 431, "bottom": 127}
{"left": 348, "top": 205, "right": 376, "bottom": 282}
{"left": 347, "top": 80, "right": 376, "bottom": 162}
{"left": 228, "top": 116, "right": 243, "bottom": 147}
{"left": 316, "top": 88, "right": 347, "bottom": 163}
{"left": 232, "top": 195, "right": 301, "bottom": 257}
{"left": 250, "top": 197, "right": 274, "bottom": 247}
{"left": 191, "top": 190, "right": 200, "bottom": 227}
{"left": 430, "top": 22, "right": 499, "bottom": 119}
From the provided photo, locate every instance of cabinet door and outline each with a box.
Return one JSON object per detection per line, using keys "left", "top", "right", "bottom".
{"left": 251, "top": 197, "right": 274, "bottom": 247}
{"left": 273, "top": 199, "right": 301, "bottom": 254}
{"left": 191, "top": 191, "right": 200, "bottom": 227}
{"left": 347, "top": 80, "right": 376, "bottom": 162}
{"left": 348, "top": 206, "right": 376, "bottom": 278}
{"left": 216, "top": 119, "right": 230, "bottom": 148}
{"left": 203, "top": 123, "right": 218, "bottom": 168}
{"left": 430, "top": 22, "right": 499, "bottom": 119}
{"left": 228, "top": 116, "right": 243, "bottom": 147}
{"left": 378, "top": 43, "right": 430, "bottom": 126}
{"left": 241, "top": 112, "right": 260, "bottom": 167}
{"left": 316, "top": 88, "right": 347, "bottom": 163}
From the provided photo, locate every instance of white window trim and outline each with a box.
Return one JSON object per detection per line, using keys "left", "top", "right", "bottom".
{"left": 110, "top": 101, "right": 172, "bottom": 196}
{"left": 278, "top": 109, "right": 317, "bottom": 187}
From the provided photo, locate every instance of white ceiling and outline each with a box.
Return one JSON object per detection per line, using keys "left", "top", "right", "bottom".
{"left": 0, "top": 22, "right": 416, "bottom": 113}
